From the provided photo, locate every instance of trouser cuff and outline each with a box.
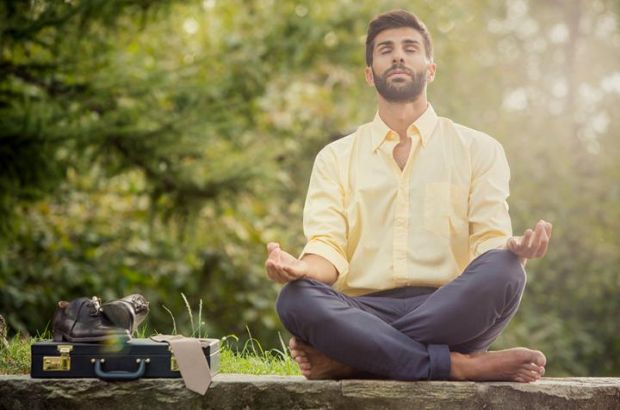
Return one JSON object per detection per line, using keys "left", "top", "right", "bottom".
{"left": 428, "top": 344, "right": 451, "bottom": 380}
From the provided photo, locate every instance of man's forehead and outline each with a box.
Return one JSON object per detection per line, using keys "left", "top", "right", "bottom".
{"left": 374, "top": 27, "right": 424, "bottom": 47}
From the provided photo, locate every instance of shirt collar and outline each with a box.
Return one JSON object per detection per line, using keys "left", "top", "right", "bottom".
{"left": 370, "top": 103, "right": 439, "bottom": 152}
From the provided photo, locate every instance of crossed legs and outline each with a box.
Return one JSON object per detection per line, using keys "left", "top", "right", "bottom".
{"left": 276, "top": 249, "right": 546, "bottom": 382}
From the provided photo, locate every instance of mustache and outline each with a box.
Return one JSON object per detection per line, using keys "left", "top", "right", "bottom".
{"left": 384, "top": 65, "right": 415, "bottom": 77}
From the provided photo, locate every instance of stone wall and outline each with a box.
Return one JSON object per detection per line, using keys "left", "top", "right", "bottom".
{"left": 1, "top": 375, "right": 619, "bottom": 409}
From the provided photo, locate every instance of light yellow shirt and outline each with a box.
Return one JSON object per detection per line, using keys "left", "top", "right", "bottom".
{"left": 300, "top": 104, "right": 512, "bottom": 296}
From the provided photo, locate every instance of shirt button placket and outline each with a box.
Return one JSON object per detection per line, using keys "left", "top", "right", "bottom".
{"left": 393, "top": 177, "right": 409, "bottom": 277}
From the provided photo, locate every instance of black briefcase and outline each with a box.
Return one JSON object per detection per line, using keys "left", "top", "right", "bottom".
{"left": 31, "top": 338, "right": 220, "bottom": 380}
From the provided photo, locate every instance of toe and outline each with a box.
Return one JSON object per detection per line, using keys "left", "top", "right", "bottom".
{"left": 517, "top": 370, "right": 537, "bottom": 383}
{"left": 534, "top": 351, "right": 547, "bottom": 367}
{"left": 526, "top": 362, "right": 545, "bottom": 376}
{"left": 523, "top": 363, "right": 539, "bottom": 372}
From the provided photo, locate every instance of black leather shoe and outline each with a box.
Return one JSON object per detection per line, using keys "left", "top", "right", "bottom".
{"left": 100, "top": 294, "right": 149, "bottom": 334}
{"left": 52, "top": 297, "right": 130, "bottom": 342}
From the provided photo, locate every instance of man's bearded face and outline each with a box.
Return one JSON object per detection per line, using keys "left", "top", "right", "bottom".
{"left": 372, "top": 64, "right": 427, "bottom": 103}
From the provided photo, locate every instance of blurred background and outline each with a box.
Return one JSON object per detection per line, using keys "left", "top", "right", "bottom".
{"left": 1, "top": 0, "right": 618, "bottom": 376}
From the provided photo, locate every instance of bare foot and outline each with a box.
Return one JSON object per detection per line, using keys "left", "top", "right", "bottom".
{"left": 288, "top": 337, "right": 355, "bottom": 380}
{"left": 450, "top": 348, "right": 546, "bottom": 383}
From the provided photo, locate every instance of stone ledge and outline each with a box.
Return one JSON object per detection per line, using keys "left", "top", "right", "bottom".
{"left": 1, "top": 375, "right": 619, "bottom": 410}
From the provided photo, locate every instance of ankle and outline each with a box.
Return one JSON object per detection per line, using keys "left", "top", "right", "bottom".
{"left": 449, "top": 352, "right": 472, "bottom": 381}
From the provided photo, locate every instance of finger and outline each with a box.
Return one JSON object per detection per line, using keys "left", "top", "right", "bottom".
{"left": 545, "top": 222, "right": 553, "bottom": 239}
{"left": 267, "top": 242, "right": 280, "bottom": 254}
{"left": 518, "top": 229, "right": 533, "bottom": 254}
{"left": 266, "top": 247, "right": 279, "bottom": 263}
{"left": 265, "top": 260, "right": 281, "bottom": 280}
{"left": 267, "top": 245, "right": 282, "bottom": 263}
{"left": 534, "top": 230, "right": 549, "bottom": 258}
{"left": 266, "top": 261, "right": 293, "bottom": 283}
{"left": 529, "top": 223, "right": 546, "bottom": 254}
{"left": 507, "top": 236, "right": 519, "bottom": 252}
{"left": 276, "top": 263, "right": 298, "bottom": 282}
{"left": 265, "top": 260, "right": 278, "bottom": 281}
{"left": 530, "top": 221, "right": 548, "bottom": 255}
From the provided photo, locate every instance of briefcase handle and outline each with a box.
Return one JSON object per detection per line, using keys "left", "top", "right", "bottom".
{"left": 92, "top": 358, "right": 148, "bottom": 381}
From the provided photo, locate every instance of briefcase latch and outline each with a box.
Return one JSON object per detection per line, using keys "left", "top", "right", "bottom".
{"left": 43, "top": 345, "right": 73, "bottom": 371}
{"left": 167, "top": 346, "right": 180, "bottom": 371}
{"left": 171, "top": 356, "right": 179, "bottom": 372}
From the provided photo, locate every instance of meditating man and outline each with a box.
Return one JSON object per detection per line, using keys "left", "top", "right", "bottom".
{"left": 265, "top": 9, "right": 552, "bottom": 382}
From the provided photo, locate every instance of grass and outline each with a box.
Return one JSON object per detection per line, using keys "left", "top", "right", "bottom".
{"left": 1, "top": 325, "right": 301, "bottom": 376}
{"left": 218, "top": 333, "right": 300, "bottom": 375}
{"left": 1, "top": 294, "right": 301, "bottom": 376}
{"left": 0, "top": 336, "right": 32, "bottom": 375}
{"left": 0, "top": 332, "right": 301, "bottom": 376}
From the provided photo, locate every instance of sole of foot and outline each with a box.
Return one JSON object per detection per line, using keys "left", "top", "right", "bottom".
{"left": 451, "top": 347, "right": 546, "bottom": 383}
{"left": 289, "top": 337, "right": 355, "bottom": 380}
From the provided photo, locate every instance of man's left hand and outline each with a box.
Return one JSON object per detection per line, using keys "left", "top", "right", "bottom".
{"left": 506, "top": 219, "right": 553, "bottom": 264}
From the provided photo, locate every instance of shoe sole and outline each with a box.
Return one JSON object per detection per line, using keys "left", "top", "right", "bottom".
{"left": 100, "top": 304, "right": 133, "bottom": 332}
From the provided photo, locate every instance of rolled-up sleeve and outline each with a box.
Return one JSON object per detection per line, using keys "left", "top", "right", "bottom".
{"left": 468, "top": 137, "right": 513, "bottom": 258}
{"left": 300, "top": 147, "right": 349, "bottom": 277}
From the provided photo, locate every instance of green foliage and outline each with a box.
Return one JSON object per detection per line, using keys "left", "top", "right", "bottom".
{"left": 0, "top": 328, "right": 51, "bottom": 375}
{"left": 0, "top": 332, "right": 300, "bottom": 376}
{"left": 0, "top": 0, "right": 619, "bottom": 378}
{"left": 219, "top": 333, "right": 300, "bottom": 376}
{"left": 0, "top": 336, "right": 31, "bottom": 375}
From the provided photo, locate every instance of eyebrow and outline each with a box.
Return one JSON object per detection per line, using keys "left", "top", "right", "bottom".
{"left": 376, "top": 39, "right": 421, "bottom": 49}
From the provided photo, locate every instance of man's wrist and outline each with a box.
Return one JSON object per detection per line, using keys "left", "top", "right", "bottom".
{"left": 504, "top": 237, "right": 527, "bottom": 267}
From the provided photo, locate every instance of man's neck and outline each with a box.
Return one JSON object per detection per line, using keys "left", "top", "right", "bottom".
{"left": 377, "top": 95, "right": 428, "bottom": 141}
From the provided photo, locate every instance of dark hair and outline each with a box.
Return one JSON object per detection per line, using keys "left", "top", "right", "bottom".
{"left": 365, "top": 10, "right": 433, "bottom": 66}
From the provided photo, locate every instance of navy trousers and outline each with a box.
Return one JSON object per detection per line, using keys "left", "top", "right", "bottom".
{"left": 276, "top": 249, "right": 526, "bottom": 380}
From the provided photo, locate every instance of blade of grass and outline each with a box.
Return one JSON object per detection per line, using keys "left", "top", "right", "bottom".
{"left": 198, "top": 298, "right": 203, "bottom": 338}
{"left": 181, "top": 293, "right": 194, "bottom": 335}
{"left": 161, "top": 304, "right": 177, "bottom": 335}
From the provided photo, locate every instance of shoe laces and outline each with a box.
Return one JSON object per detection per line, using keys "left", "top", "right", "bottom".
{"left": 128, "top": 295, "right": 149, "bottom": 313}
{"left": 87, "top": 296, "right": 103, "bottom": 316}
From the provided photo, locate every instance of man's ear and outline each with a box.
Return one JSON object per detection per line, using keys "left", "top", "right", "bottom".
{"left": 364, "top": 66, "right": 375, "bottom": 86}
{"left": 426, "top": 61, "right": 437, "bottom": 83}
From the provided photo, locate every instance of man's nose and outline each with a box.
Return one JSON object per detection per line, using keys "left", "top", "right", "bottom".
{"left": 392, "top": 49, "right": 405, "bottom": 63}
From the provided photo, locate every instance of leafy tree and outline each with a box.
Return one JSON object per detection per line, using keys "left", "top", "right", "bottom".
{"left": 1, "top": 0, "right": 618, "bottom": 376}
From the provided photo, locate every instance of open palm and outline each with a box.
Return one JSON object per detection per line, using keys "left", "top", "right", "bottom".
{"left": 265, "top": 242, "right": 309, "bottom": 283}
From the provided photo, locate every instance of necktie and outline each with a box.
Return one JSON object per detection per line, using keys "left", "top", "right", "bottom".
{"left": 151, "top": 334, "right": 212, "bottom": 395}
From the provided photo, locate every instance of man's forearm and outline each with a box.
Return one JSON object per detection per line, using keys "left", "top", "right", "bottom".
{"left": 301, "top": 254, "right": 338, "bottom": 285}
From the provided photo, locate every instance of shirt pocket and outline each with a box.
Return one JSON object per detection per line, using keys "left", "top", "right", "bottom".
{"left": 424, "top": 182, "right": 469, "bottom": 237}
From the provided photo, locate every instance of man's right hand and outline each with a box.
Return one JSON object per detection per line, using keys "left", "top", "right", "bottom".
{"left": 265, "top": 242, "right": 310, "bottom": 283}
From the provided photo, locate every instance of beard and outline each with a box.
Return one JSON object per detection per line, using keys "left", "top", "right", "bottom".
{"left": 372, "top": 64, "right": 427, "bottom": 103}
